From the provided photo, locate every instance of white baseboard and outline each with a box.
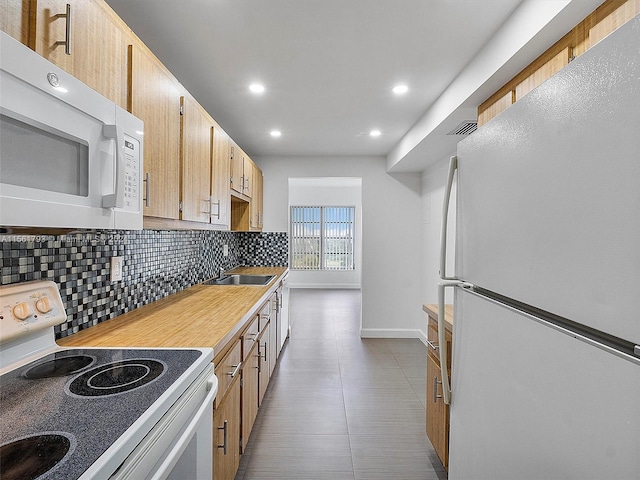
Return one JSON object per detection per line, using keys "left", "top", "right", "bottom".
{"left": 360, "top": 328, "right": 427, "bottom": 343}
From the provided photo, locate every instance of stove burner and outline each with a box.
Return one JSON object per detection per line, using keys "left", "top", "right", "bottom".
{"left": 67, "top": 359, "right": 166, "bottom": 397}
{"left": 23, "top": 355, "right": 95, "bottom": 379}
{"left": 0, "top": 432, "right": 75, "bottom": 480}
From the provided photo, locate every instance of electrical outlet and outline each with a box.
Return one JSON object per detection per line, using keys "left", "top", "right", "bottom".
{"left": 110, "top": 256, "right": 123, "bottom": 282}
{"left": 223, "top": 244, "right": 229, "bottom": 257}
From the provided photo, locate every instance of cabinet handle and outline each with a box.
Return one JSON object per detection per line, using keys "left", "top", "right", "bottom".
{"left": 433, "top": 376, "right": 443, "bottom": 403}
{"left": 210, "top": 199, "right": 221, "bottom": 219}
{"left": 54, "top": 4, "right": 72, "bottom": 55}
{"left": 227, "top": 362, "right": 242, "bottom": 378}
{"left": 262, "top": 341, "right": 267, "bottom": 362}
{"left": 426, "top": 339, "right": 439, "bottom": 351}
{"left": 143, "top": 172, "right": 150, "bottom": 207}
{"left": 217, "top": 419, "right": 228, "bottom": 455}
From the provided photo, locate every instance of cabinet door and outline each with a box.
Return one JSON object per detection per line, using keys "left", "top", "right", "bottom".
{"left": 257, "top": 324, "right": 270, "bottom": 406}
{"left": 129, "top": 42, "right": 181, "bottom": 219}
{"left": 249, "top": 164, "right": 263, "bottom": 231}
{"left": 241, "top": 341, "right": 259, "bottom": 452}
{"left": 180, "top": 94, "right": 213, "bottom": 223}
{"left": 0, "top": 0, "right": 29, "bottom": 45}
{"left": 33, "top": 0, "right": 130, "bottom": 107}
{"left": 269, "top": 292, "right": 278, "bottom": 372}
{"left": 273, "top": 286, "right": 283, "bottom": 359}
{"left": 426, "top": 353, "right": 449, "bottom": 470}
{"left": 213, "top": 376, "right": 241, "bottom": 480}
{"left": 211, "top": 125, "right": 231, "bottom": 228}
{"left": 242, "top": 156, "right": 253, "bottom": 198}
{"left": 230, "top": 142, "right": 244, "bottom": 194}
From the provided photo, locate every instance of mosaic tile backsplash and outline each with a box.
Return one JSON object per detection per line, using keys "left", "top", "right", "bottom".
{"left": 0, "top": 230, "right": 288, "bottom": 338}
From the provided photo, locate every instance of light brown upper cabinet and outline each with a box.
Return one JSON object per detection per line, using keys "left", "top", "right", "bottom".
{"left": 0, "top": 0, "right": 29, "bottom": 45}
{"left": 1, "top": 0, "right": 131, "bottom": 108}
{"left": 180, "top": 93, "right": 214, "bottom": 224}
{"left": 230, "top": 143, "right": 253, "bottom": 198}
{"left": 31, "top": 0, "right": 131, "bottom": 108}
{"left": 249, "top": 164, "right": 263, "bottom": 231}
{"left": 230, "top": 142, "right": 243, "bottom": 195}
{"left": 588, "top": 0, "right": 640, "bottom": 47}
{"left": 2, "top": 0, "right": 261, "bottom": 232}
{"left": 515, "top": 47, "right": 571, "bottom": 102}
{"left": 211, "top": 126, "right": 232, "bottom": 229}
{"left": 478, "top": 0, "right": 640, "bottom": 126}
{"left": 128, "top": 41, "right": 182, "bottom": 220}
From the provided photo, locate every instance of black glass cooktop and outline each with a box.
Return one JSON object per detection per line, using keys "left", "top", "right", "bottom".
{"left": 23, "top": 355, "right": 95, "bottom": 379}
{"left": 0, "top": 348, "right": 204, "bottom": 480}
{"left": 0, "top": 433, "right": 74, "bottom": 480}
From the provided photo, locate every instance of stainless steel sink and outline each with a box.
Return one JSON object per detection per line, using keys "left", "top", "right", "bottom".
{"left": 203, "top": 274, "right": 275, "bottom": 286}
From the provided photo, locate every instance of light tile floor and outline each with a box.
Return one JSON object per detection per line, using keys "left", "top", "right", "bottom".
{"left": 235, "top": 289, "right": 448, "bottom": 480}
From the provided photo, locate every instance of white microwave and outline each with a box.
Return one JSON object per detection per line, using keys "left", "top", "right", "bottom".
{"left": 0, "top": 31, "right": 144, "bottom": 230}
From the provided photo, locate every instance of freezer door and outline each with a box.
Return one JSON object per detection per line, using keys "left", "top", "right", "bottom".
{"left": 449, "top": 289, "right": 640, "bottom": 480}
{"left": 456, "top": 16, "right": 640, "bottom": 345}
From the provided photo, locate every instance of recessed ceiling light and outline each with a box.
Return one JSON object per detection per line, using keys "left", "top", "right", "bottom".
{"left": 249, "top": 83, "right": 265, "bottom": 94}
{"left": 392, "top": 84, "right": 408, "bottom": 95}
{"left": 270, "top": 130, "right": 282, "bottom": 137}
{"left": 369, "top": 130, "right": 381, "bottom": 137}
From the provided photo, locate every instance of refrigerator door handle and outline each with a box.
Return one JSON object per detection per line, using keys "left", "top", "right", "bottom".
{"left": 438, "top": 155, "right": 459, "bottom": 405}
{"left": 437, "top": 280, "right": 457, "bottom": 405}
{"left": 440, "top": 155, "right": 458, "bottom": 281}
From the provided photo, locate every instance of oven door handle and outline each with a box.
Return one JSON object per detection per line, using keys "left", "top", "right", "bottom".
{"left": 150, "top": 373, "right": 218, "bottom": 479}
{"left": 102, "top": 124, "right": 125, "bottom": 209}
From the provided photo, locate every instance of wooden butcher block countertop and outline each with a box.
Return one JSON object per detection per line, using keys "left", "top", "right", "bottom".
{"left": 58, "top": 267, "right": 288, "bottom": 358}
{"left": 423, "top": 303, "right": 453, "bottom": 333}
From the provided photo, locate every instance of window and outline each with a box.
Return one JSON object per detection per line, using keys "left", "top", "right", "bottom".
{"left": 290, "top": 206, "right": 355, "bottom": 270}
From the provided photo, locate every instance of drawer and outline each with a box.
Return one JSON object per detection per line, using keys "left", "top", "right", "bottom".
{"left": 214, "top": 339, "right": 241, "bottom": 401}
{"left": 427, "top": 316, "right": 452, "bottom": 367}
{"left": 242, "top": 315, "right": 259, "bottom": 360}
{"left": 258, "top": 300, "right": 271, "bottom": 330}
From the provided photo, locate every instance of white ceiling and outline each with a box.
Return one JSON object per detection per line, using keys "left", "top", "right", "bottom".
{"left": 105, "top": 0, "right": 602, "bottom": 171}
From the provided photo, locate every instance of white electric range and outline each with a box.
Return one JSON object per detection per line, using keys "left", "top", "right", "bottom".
{"left": 0, "top": 280, "right": 218, "bottom": 479}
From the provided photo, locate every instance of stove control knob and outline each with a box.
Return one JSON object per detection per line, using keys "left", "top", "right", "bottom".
{"left": 36, "top": 297, "right": 53, "bottom": 314}
{"left": 13, "top": 302, "right": 33, "bottom": 321}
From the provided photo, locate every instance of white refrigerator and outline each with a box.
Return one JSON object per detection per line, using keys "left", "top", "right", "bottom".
{"left": 437, "top": 15, "right": 640, "bottom": 480}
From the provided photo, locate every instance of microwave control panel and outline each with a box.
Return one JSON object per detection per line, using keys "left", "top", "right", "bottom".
{"left": 123, "top": 134, "right": 140, "bottom": 212}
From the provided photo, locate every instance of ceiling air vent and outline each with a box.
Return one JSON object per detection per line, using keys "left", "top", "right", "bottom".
{"left": 447, "top": 121, "right": 477, "bottom": 136}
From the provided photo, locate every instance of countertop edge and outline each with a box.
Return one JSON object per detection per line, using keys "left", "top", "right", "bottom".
{"left": 57, "top": 267, "right": 289, "bottom": 362}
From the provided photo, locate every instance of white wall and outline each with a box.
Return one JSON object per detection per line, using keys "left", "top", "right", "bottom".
{"left": 288, "top": 177, "right": 362, "bottom": 289}
{"left": 421, "top": 157, "right": 457, "bottom": 329}
{"left": 255, "top": 155, "right": 423, "bottom": 338}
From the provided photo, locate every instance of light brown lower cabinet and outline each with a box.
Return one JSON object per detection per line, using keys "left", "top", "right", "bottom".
{"left": 213, "top": 376, "right": 240, "bottom": 480}
{"left": 426, "top": 353, "right": 449, "bottom": 469}
{"left": 257, "top": 322, "right": 270, "bottom": 406}
{"left": 424, "top": 304, "right": 453, "bottom": 471}
{"left": 212, "top": 285, "right": 284, "bottom": 479}
{"left": 213, "top": 340, "right": 241, "bottom": 480}
{"left": 241, "top": 338, "right": 259, "bottom": 452}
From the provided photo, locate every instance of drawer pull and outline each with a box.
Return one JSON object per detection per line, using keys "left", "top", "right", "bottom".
{"left": 433, "top": 376, "right": 443, "bottom": 403}
{"left": 227, "top": 362, "right": 242, "bottom": 378}
{"left": 426, "top": 339, "right": 439, "bottom": 351}
{"left": 217, "top": 420, "right": 228, "bottom": 455}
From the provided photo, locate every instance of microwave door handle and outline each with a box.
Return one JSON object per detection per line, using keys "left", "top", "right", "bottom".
{"left": 102, "top": 125, "right": 125, "bottom": 209}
